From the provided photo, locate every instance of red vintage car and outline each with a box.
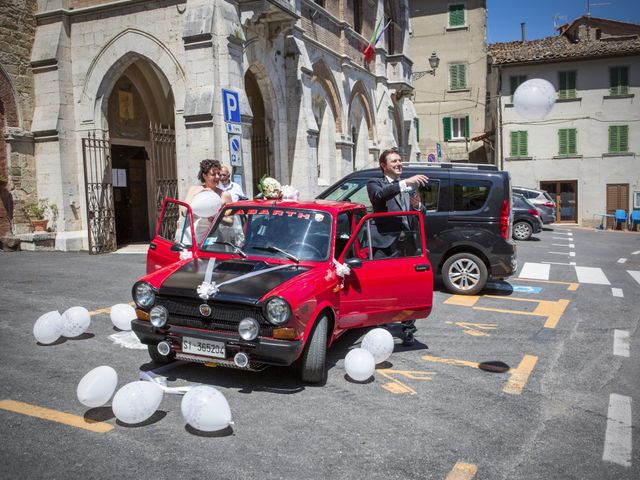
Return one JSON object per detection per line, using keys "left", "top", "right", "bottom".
{"left": 131, "top": 198, "right": 433, "bottom": 383}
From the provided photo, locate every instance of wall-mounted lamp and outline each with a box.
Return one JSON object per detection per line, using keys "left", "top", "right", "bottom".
{"left": 411, "top": 52, "right": 440, "bottom": 81}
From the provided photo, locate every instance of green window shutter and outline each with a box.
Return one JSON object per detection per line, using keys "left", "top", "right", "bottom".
{"left": 449, "top": 4, "right": 465, "bottom": 27}
{"left": 510, "top": 131, "right": 519, "bottom": 157}
{"left": 620, "top": 67, "right": 629, "bottom": 95}
{"left": 459, "top": 64, "right": 467, "bottom": 89}
{"left": 465, "top": 115, "right": 470, "bottom": 138}
{"left": 559, "top": 129, "right": 568, "bottom": 155}
{"left": 568, "top": 128, "right": 577, "bottom": 154}
{"left": 443, "top": 117, "right": 452, "bottom": 141}
{"left": 559, "top": 72, "right": 567, "bottom": 99}
{"left": 415, "top": 118, "right": 420, "bottom": 142}
{"left": 450, "top": 65, "right": 459, "bottom": 90}
{"left": 610, "top": 67, "right": 628, "bottom": 96}
{"left": 609, "top": 126, "right": 619, "bottom": 153}
{"left": 610, "top": 68, "right": 618, "bottom": 95}
{"left": 568, "top": 72, "right": 576, "bottom": 98}
{"left": 519, "top": 131, "right": 528, "bottom": 157}
{"left": 619, "top": 125, "right": 629, "bottom": 152}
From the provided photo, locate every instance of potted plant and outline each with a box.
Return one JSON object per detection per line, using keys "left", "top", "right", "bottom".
{"left": 24, "top": 198, "right": 57, "bottom": 232}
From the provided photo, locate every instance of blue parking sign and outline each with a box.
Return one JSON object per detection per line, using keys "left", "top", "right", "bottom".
{"left": 222, "top": 89, "right": 240, "bottom": 123}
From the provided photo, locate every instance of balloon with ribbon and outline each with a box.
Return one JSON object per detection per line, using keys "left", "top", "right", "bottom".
{"left": 77, "top": 366, "right": 118, "bottom": 408}
{"left": 181, "top": 385, "right": 232, "bottom": 432}
{"left": 112, "top": 381, "right": 163, "bottom": 424}
{"left": 33, "top": 310, "right": 64, "bottom": 345}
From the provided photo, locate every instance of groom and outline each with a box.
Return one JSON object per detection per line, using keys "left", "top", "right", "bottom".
{"left": 367, "top": 147, "right": 428, "bottom": 345}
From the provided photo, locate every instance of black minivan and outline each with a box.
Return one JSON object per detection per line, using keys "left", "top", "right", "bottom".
{"left": 317, "top": 163, "right": 517, "bottom": 295}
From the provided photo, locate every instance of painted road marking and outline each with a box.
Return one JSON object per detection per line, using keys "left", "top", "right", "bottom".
{"left": 612, "top": 288, "right": 624, "bottom": 298}
{"left": 628, "top": 270, "right": 640, "bottom": 285}
{"left": 486, "top": 281, "right": 542, "bottom": 293}
{"left": 445, "top": 462, "right": 478, "bottom": 480}
{"left": 602, "top": 394, "right": 632, "bottom": 467}
{"left": 632, "top": 250, "right": 640, "bottom": 255}
{"left": 543, "top": 261, "right": 577, "bottom": 266}
{"left": 88, "top": 302, "right": 135, "bottom": 317}
{"left": 445, "top": 321, "right": 497, "bottom": 337}
{"left": 617, "top": 258, "right": 627, "bottom": 264}
{"left": 551, "top": 243, "right": 575, "bottom": 248}
{"left": 549, "top": 251, "right": 571, "bottom": 255}
{"left": 574, "top": 266, "right": 610, "bottom": 285}
{"left": 613, "top": 330, "right": 630, "bottom": 357}
{"left": 446, "top": 295, "right": 570, "bottom": 329}
{"left": 569, "top": 251, "right": 576, "bottom": 257}
{"left": 377, "top": 369, "right": 434, "bottom": 395}
{"left": 421, "top": 354, "right": 538, "bottom": 395}
{"left": 516, "top": 277, "right": 579, "bottom": 291}
{"left": 0, "top": 399, "right": 113, "bottom": 433}
{"left": 519, "top": 262, "right": 550, "bottom": 280}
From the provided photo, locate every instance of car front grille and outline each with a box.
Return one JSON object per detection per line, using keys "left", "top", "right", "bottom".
{"left": 156, "top": 296, "right": 273, "bottom": 336}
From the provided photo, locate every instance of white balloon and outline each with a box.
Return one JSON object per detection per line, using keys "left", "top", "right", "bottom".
{"left": 33, "top": 310, "right": 63, "bottom": 345}
{"left": 513, "top": 78, "right": 556, "bottom": 120}
{"left": 181, "top": 385, "right": 232, "bottom": 432}
{"left": 61, "top": 306, "right": 91, "bottom": 338}
{"left": 112, "top": 381, "right": 163, "bottom": 424}
{"left": 110, "top": 303, "right": 136, "bottom": 331}
{"left": 361, "top": 328, "right": 395, "bottom": 364}
{"left": 344, "top": 348, "right": 376, "bottom": 382}
{"left": 77, "top": 366, "right": 118, "bottom": 408}
{"left": 189, "top": 190, "right": 221, "bottom": 218}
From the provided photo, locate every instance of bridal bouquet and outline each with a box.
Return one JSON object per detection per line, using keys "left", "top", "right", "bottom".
{"left": 258, "top": 176, "right": 282, "bottom": 199}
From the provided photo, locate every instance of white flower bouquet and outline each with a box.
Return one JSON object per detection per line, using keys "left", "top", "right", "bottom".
{"left": 258, "top": 176, "right": 282, "bottom": 199}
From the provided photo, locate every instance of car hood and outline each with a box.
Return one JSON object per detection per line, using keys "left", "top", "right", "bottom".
{"left": 158, "top": 258, "right": 310, "bottom": 304}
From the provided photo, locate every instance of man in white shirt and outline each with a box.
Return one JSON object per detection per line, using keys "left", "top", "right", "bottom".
{"left": 219, "top": 164, "right": 247, "bottom": 202}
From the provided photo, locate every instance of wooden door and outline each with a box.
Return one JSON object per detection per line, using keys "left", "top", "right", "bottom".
{"left": 606, "top": 183, "right": 629, "bottom": 229}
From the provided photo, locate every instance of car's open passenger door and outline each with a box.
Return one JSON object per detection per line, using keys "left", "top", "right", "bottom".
{"left": 337, "top": 211, "right": 433, "bottom": 328}
{"left": 146, "top": 199, "right": 197, "bottom": 273}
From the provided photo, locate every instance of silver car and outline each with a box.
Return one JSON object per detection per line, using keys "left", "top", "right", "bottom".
{"left": 512, "top": 186, "right": 556, "bottom": 224}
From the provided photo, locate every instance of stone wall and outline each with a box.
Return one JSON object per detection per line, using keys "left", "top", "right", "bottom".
{"left": 0, "top": 0, "right": 37, "bottom": 237}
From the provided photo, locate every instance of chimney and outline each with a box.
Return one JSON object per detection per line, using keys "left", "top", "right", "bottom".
{"left": 521, "top": 22, "right": 526, "bottom": 42}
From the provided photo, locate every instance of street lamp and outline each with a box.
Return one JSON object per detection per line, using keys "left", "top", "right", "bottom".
{"left": 411, "top": 52, "right": 440, "bottom": 81}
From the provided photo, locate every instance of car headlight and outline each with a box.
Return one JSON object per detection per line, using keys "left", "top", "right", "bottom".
{"left": 264, "top": 297, "right": 291, "bottom": 325}
{"left": 150, "top": 305, "right": 168, "bottom": 327}
{"left": 133, "top": 282, "right": 156, "bottom": 309}
{"left": 238, "top": 317, "right": 260, "bottom": 341}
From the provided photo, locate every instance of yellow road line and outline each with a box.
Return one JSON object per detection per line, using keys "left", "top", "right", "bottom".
{"left": 445, "top": 462, "right": 478, "bottom": 480}
{"left": 503, "top": 355, "right": 538, "bottom": 395}
{"left": 88, "top": 301, "right": 135, "bottom": 317}
{"left": 445, "top": 321, "right": 496, "bottom": 337}
{"left": 0, "top": 399, "right": 113, "bottom": 433}
{"left": 516, "top": 277, "right": 579, "bottom": 291}
{"left": 377, "top": 369, "right": 434, "bottom": 395}
{"left": 444, "top": 295, "right": 480, "bottom": 307}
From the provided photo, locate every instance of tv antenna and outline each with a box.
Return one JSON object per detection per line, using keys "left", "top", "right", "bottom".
{"left": 553, "top": 13, "right": 568, "bottom": 30}
{"left": 587, "top": 0, "right": 612, "bottom": 17}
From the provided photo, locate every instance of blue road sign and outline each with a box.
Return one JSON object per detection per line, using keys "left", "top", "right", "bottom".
{"left": 229, "top": 134, "right": 242, "bottom": 166}
{"left": 427, "top": 153, "right": 435, "bottom": 163}
{"left": 222, "top": 89, "right": 241, "bottom": 123}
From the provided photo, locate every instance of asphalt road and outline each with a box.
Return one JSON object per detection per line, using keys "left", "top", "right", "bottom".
{"left": 0, "top": 226, "right": 639, "bottom": 479}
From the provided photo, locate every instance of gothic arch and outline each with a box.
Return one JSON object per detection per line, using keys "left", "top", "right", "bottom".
{"left": 348, "top": 80, "right": 374, "bottom": 140}
{"left": 310, "top": 59, "right": 343, "bottom": 134}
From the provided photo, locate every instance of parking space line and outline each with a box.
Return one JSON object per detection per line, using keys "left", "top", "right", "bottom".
{"left": 602, "top": 394, "right": 632, "bottom": 467}
{"left": 88, "top": 302, "right": 134, "bottom": 317}
{"left": 612, "top": 288, "right": 624, "bottom": 298}
{"left": 445, "top": 321, "right": 496, "bottom": 337}
{"left": 475, "top": 296, "right": 570, "bottom": 329}
{"left": 617, "top": 258, "right": 627, "bottom": 264}
{"left": 632, "top": 250, "right": 640, "bottom": 255}
{"left": 444, "top": 461, "right": 478, "bottom": 480}
{"left": 613, "top": 330, "right": 630, "bottom": 357}
{"left": 503, "top": 355, "right": 538, "bottom": 395}
{"left": 627, "top": 270, "right": 640, "bottom": 285}
{"left": 377, "top": 369, "right": 434, "bottom": 395}
{"left": 0, "top": 399, "right": 113, "bottom": 433}
{"left": 516, "top": 278, "right": 579, "bottom": 291}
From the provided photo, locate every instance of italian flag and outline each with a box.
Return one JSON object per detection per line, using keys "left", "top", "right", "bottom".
{"left": 363, "top": 19, "right": 392, "bottom": 63}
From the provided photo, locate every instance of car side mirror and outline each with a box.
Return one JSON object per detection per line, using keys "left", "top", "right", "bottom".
{"left": 170, "top": 242, "right": 187, "bottom": 252}
{"left": 345, "top": 257, "right": 362, "bottom": 269}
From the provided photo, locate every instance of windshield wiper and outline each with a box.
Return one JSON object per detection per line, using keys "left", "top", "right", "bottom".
{"left": 213, "top": 241, "right": 247, "bottom": 258}
{"left": 253, "top": 245, "right": 299, "bottom": 263}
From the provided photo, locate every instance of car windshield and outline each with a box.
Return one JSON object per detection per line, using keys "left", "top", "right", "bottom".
{"left": 321, "top": 178, "right": 373, "bottom": 210}
{"left": 200, "top": 206, "right": 333, "bottom": 262}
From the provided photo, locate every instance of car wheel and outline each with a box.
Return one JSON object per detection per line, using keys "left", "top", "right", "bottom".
{"left": 298, "top": 315, "right": 328, "bottom": 384}
{"left": 442, "top": 252, "right": 488, "bottom": 295}
{"left": 147, "top": 344, "right": 175, "bottom": 364}
{"left": 513, "top": 221, "right": 533, "bottom": 241}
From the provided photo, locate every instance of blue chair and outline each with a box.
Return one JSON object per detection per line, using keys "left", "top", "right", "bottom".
{"left": 614, "top": 209, "right": 627, "bottom": 230}
{"left": 630, "top": 210, "right": 640, "bottom": 231}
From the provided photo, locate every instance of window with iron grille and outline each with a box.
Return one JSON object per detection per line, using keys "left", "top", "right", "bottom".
{"left": 510, "top": 131, "right": 528, "bottom": 157}
{"left": 608, "top": 125, "right": 629, "bottom": 153}
{"left": 558, "top": 128, "right": 577, "bottom": 155}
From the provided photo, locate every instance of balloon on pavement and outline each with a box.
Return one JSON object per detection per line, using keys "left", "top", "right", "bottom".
{"left": 61, "top": 306, "right": 91, "bottom": 338}
{"left": 110, "top": 303, "right": 136, "bottom": 331}
{"left": 181, "top": 385, "right": 232, "bottom": 432}
{"left": 77, "top": 366, "right": 118, "bottom": 408}
{"left": 344, "top": 348, "right": 376, "bottom": 382}
{"left": 361, "top": 328, "right": 394, "bottom": 364}
{"left": 33, "top": 310, "right": 63, "bottom": 345}
{"left": 513, "top": 78, "right": 556, "bottom": 120}
{"left": 190, "top": 190, "right": 221, "bottom": 218}
{"left": 112, "top": 381, "right": 163, "bottom": 424}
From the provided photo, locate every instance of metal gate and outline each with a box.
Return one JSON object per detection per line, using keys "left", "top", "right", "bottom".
{"left": 150, "top": 123, "right": 177, "bottom": 221}
{"left": 82, "top": 130, "right": 116, "bottom": 254}
{"left": 251, "top": 135, "right": 270, "bottom": 194}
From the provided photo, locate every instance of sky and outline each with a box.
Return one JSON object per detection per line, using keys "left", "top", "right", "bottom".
{"left": 486, "top": 0, "right": 640, "bottom": 44}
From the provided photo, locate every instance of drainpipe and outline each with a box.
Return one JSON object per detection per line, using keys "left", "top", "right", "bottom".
{"left": 496, "top": 65, "right": 504, "bottom": 169}
{"left": 521, "top": 22, "right": 526, "bottom": 42}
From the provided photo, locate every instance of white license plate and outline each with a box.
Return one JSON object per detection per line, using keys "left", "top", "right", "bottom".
{"left": 182, "top": 337, "right": 225, "bottom": 359}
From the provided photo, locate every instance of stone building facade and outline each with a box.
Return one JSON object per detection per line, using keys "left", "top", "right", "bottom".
{"left": 0, "top": 0, "right": 37, "bottom": 240}
{"left": 6, "top": 0, "right": 418, "bottom": 252}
